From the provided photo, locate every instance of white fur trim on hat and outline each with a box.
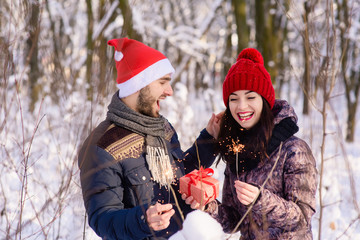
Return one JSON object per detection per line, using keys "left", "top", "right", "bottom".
{"left": 117, "top": 58, "right": 175, "bottom": 98}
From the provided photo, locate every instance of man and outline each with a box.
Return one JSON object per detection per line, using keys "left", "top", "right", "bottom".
{"left": 78, "top": 38, "right": 220, "bottom": 240}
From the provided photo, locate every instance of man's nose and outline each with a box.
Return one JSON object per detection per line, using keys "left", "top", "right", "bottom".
{"left": 164, "top": 84, "right": 173, "bottom": 96}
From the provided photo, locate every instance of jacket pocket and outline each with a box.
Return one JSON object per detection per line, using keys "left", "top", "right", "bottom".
{"left": 126, "top": 164, "right": 152, "bottom": 186}
{"left": 124, "top": 165, "right": 154, "bottom": 206}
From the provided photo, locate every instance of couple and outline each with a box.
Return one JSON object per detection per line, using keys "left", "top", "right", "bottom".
{"left": 78, "top": 38, "right": 317, "bottom": 240}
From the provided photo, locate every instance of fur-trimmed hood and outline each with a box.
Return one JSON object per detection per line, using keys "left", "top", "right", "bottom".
{"left": 272, "top": 99, "right": 298, "bottom": 125}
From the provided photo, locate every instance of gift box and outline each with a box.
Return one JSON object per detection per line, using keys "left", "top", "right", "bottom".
{"left": 179, "top": 167, "right": 219, "bottom": 205}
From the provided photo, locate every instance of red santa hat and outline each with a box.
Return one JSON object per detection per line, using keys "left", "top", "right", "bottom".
{"left": 107, "top": 38, "right": 175, "bottom": 98}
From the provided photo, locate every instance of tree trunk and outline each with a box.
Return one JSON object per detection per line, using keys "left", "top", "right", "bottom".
{"left": 221, "top": 8, "right": 235, "bottom": 83}
{"left": 255, "top": 0, "right": 275, "bottom": 73}
{"left": 255, "top": 0, "right": 266, "bottom": 57}
{"left": 255, "top": 0, "right": 286, "bottom": 95}
{"left": 26, "top": 0, "right": 41, "bottom": 112}
{"left": 97, "top": 0, "right": 108, "bottom": 98}
{"left": 274, "top": 0, "right": 290, "bottom": 99}
{"left": 86, "top": 0, "right": 94, "bottom": 101}
{"left": 345, "top": 52, "right": 360, "bottom": 142}
{"left": 0, "top": 0, "right": 2, "bottom": 31}
{"left": 336, "top": 0, "right": 360, "bottom": 142}
{"left": 302, "top": 2, "right": 311, "bottom": 115}
{"left": 232, "top": 0, "right": 248, "bottom": 53}
{"left": 45, "top": 0, "right": 66, "bottom": 104}
{"left": 118, "top": 0, "right": 142, "bottom": 41}
{"left": 346, "top": 101, "right": 357, "bottom": 142}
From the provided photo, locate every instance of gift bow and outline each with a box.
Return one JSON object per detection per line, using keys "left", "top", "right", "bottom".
{"left": 188, "top": 167, "right": 214, "bottom": 185}
{"left": 187, "top": 167, "right": 216, "bottom": 205}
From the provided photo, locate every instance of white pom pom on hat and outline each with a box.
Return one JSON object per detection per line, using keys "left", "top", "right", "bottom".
{"left": 107, "top": 38, "right": 175, "bottom": 98}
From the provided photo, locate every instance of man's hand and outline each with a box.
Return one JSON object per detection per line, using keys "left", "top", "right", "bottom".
{"left": 146, "top": 203, "right": 175, "bottom": 231}
{"left": 206, "top": 111, "right": 224, "bottom": 140}
{"left": 234, "top": 180, "right": 260, "bottom": 205}
{"left": 181, "top": 193, "right": 204, "bottom": 210}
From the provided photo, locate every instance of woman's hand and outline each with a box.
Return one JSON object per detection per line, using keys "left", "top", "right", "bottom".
{"left": 146, "top": 203, "right": 175, "bottom": 231}
{"left": 206, "top": 111, "right": 224, "bottom": 139}
{"left": 234, "top": 180, "right": 260, "bottom": 205}
{"left": 181, "top": 193, "right": 205, "bottom": 210}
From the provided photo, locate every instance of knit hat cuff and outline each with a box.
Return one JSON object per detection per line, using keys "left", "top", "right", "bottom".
{"left": 118, "top": 58, "right": 175, "bottom": 98}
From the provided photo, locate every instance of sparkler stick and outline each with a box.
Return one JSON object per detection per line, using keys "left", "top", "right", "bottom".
{"left": 236, "top": 147, "right": 239, "bottom": 179}
{"left": 169, "top": 184, "right": 184, "bottom": 221}
{"left": 231, "top": 138, "right": 243, "bottom": 179}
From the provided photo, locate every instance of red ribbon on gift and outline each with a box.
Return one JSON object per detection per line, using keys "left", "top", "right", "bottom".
{"left": 187, "top": 167, "right": 217, "bottom": 205}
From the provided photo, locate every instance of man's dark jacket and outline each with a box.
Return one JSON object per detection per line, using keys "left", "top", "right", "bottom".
{"left": 78, "top": 119, "right": 216, "bottom": 239}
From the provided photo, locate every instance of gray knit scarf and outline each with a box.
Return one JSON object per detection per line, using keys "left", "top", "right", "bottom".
{"left": 106, "top": 91, "right": 174, "bottom": 187}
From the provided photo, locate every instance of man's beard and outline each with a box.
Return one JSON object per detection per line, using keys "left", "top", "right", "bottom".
{"left": 137, "top": 86, "right": 159, "bottom": 117}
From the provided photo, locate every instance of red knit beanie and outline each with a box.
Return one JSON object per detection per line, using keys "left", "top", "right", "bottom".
{"left": 222, "top": 48, "right": 275, "bottom": 109}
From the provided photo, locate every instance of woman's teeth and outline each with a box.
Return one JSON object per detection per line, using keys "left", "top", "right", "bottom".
{"left": 238, "top": 113, "right": 253, "bottom": 121}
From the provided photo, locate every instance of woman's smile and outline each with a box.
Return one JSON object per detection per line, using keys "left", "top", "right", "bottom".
{"left": 237, "top": 112, "right": 254, "bottom": 122}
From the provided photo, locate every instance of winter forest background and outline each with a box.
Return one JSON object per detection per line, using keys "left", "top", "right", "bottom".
{"left": 1, "top": 0, "right": 360, "bottom": 239}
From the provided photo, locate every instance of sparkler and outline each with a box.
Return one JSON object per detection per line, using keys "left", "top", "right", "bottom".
{"left": 230, "top": 138, "right": 244, "bottom": 179}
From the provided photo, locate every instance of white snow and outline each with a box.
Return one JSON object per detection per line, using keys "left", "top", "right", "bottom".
{"left": 169, "top": 210, "right": 225, "bottom": 240}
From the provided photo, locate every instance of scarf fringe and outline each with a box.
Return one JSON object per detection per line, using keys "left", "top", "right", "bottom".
{"left": 146, "top": 146, "right": 174, "bottom": 187}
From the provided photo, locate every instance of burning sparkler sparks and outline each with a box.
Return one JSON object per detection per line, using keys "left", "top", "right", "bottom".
{"left": 229, "top": 138, "right": 244, "bottom": 179}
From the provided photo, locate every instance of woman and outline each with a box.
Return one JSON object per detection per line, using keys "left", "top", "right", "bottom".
{"left": 206, "top": 48, "right": 317, "bottom": 239}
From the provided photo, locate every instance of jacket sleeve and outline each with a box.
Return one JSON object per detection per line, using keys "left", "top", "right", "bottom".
{"left": 183, "top": 128, "right": 218, "bottom": 172}
{"left": 79, "top": 145, "right": 152, "bottom": 240}
{"left": 251, "top": 139, "right": 318, "bottom": 231}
